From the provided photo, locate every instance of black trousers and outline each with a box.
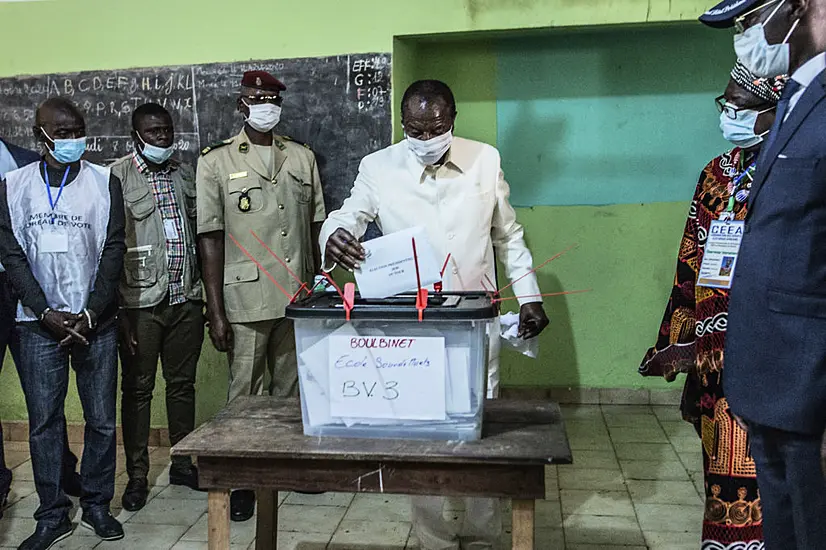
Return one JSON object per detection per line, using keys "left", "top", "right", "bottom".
{"left": 749, "top": 422, "right": 826, "bottom": 549}
{"left": 0, "top": 271, "right": 15, "bottom": 486}
{"left": 120, "top": 299, "right": 204, "bottom": 479}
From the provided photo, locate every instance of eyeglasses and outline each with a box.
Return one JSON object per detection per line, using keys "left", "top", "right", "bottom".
{"left": 241, "top": 95, "right": 283, "bottom": 106}
{"left": 716, "top": 95, "right": 776, "bottom": 119}
{"left": 734, "top": 0, "right": 783, "bottom": 33}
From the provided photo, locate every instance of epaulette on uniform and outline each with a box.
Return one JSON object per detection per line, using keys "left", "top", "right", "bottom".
{"left": 279, "top": 135, "right": 312, "bottom": 150}
{"left": 200, "top": 139, "right": 233, "bottom": 156}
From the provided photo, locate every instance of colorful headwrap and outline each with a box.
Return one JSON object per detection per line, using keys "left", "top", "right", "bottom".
{"left": 730, "top": 61, "right": 788, "bottom": 105}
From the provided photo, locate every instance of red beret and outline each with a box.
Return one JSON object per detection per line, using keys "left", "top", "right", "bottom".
{"left": 240, "top": 70, "right": 286, "bottom": 93}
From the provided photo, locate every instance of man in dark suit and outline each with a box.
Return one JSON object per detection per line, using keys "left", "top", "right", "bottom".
{"left": 0, "top": 138, "right": 39, "bottom": 519}
{"left": 700, "top": 0, "right": 826, "bottom": 547}
{"left": 0, "top": 138, "right": 81, "bottom": 521}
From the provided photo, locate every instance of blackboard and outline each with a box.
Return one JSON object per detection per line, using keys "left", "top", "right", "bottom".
{"left": 0, "top": 53, "right": 392, "bottom": 218}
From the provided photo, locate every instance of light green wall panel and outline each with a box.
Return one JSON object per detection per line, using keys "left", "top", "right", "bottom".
{"left": 497, "top": 24, "right": 734, "bottom": 206}
{"left": 501, "top": 202, "right": 688, "bottom": 389}
{"left": 0, "top": 1, "right": 722, "bottom": 80}
{"left": 410, "top": 40, "right": 498, "bottom": 145}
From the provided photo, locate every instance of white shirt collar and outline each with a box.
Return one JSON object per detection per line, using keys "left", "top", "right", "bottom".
{"left": 791, "top": 52, "right": 826, "bottom": 89}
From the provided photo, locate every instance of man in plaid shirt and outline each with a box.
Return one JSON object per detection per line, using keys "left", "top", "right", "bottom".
{"left": 110, "top": 103, "right": 205, "bottom": 512}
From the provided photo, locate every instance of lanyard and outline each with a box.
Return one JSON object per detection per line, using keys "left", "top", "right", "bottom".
{"left": 43, "top": 162, "right": 71, "bottom": 224}
{"left": 726, "top": 161, "right": 756, "bottom": 213}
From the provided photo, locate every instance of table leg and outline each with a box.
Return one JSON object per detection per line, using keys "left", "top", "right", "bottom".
{"left": 208, "top": 489, "right": 231, "bottom": 550}
{"left": 511, "top": 499, "right": 535, "bottom": 550}
{"left": 256, "top": 490, "right": 278, "bottom": 550}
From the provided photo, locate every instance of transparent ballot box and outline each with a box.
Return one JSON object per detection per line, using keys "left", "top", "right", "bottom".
{"left": 285, "top": 292, "right": 496, "bottom": 441}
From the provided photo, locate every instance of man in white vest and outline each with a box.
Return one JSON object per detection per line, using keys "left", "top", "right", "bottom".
{"left": 0, "top": 98, "right": 126, "bottom": 550}
{"left": 0, "top": 139, "right": 82, "bottom": 523}
{"left": 322, "top": 80, "right": 549, "bottom": 550}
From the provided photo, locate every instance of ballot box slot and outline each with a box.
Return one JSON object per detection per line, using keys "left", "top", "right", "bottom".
{"left": 330, "top": 295, "right": 459, "bottom": 308}
{"left": 286, "top": 291, "right": 497, "bottom": 321}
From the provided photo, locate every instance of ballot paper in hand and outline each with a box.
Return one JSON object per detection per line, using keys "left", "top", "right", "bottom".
{"left": 355, "top": 227, "right": 441, "bottom": 299}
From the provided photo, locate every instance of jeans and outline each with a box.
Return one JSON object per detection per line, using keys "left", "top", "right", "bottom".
{"left": 120, "top": 299, "right": 204, "bottom": 479}
{"left": 749, "top": 422, "right": 826, "bottom": 549}
{"left": 15, "top": 323, "right": 118, "bottom": 526}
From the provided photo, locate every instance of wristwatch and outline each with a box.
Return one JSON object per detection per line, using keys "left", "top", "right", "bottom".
{"left": 82, "top": 308, "right": 97, "bottom": 330}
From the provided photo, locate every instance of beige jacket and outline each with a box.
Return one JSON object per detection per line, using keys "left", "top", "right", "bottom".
{"left": 196, "top": 129, "right": 326, "bottom": 323}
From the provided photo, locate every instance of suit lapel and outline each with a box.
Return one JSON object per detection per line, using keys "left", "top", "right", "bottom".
{"left": 748, "top": 73, "right": 826, "bottom": 210}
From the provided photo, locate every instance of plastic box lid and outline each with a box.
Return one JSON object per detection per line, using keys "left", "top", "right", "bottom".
{"left": 285, "top": 291, "right": 497, "bottom": 321}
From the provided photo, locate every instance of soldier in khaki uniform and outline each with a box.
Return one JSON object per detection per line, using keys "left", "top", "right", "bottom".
{"left": 111, "top": 103, "right": 205, "bottom": 514}
{"left": 196, "top": 71, "right": 325, "bottom": 521}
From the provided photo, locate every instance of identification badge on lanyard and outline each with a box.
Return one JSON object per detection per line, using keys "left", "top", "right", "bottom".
{"left": 163, "top": 219, "right": 180, "bottom": 240}
{"left": 39, "top": 231, "right": 69, "bottom": 253}
{"left": 697, "top": 220, "right": 745, "bottom": 289}
{"left": 40, "top": 163, "right": 71, "bottom": 254}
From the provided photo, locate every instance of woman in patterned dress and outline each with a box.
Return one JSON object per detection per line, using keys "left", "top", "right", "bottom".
{"left": 640, "top": 63, "right": 786, "bottom": 550}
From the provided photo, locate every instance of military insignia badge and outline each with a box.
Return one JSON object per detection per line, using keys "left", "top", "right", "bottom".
{"left": 239, "top": 142, "right": 249, "bottom": 154}
{"left": 238, "top": 189, "right": 252, "bottom": 212}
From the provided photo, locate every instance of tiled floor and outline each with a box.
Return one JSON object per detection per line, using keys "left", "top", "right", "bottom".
{"left": 0, "top": 404, "right": 704, "bottom": 549}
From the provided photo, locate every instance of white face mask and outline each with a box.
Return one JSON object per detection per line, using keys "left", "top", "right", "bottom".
{"left": 243, "top": 100, "right": 282, "bottom": 132}
{"left": 734, "top": 0, "right": 800, "bottom": 77}
{"left": 719, "top": 106, "right": 774, "bottom": 149}
{"left": 136, "top": 133, "right": 174, "bottom": 165}
{"left": 406, "top": 130, "right": 453, "bottom": 166}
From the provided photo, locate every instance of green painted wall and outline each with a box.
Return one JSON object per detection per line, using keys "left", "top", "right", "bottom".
{"left": 0, "top": 0, "right": 724, "bottom": 425}
{"left": 502, "top": 203, "right": 685, "bottom": 389}
{"left": 497, "top": 25, "right": 733, "bottom": 206}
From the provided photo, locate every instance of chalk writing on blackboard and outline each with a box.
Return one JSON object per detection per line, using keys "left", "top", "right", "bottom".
{"left": 349, "top": 55, "right": 390, "bottom": 112}
{"left": 0, "top": 54, "right": 392, "bottom": 221}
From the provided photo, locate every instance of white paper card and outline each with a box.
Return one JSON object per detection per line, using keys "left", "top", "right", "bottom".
{"left": 298, "top": 323, "right": 358, "bottom": 427}
{"left": 328, "top": 334, "right": 446, "bottom": 420}
{"left": 39, "top": 231, "right": 68, "bottom": 253}
{"left": 163, "top": 219, "right": 180, "bottom": 241}
{"left": 355, "top": 227, "right": 441, "bottom": 299}
{"left": 697, "top": 220, "right": 744, "bottom": 289}
{"left": 445, "top": 347, "right": 472, "bottom": 414}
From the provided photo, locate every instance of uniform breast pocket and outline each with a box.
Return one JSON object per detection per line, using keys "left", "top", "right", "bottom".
{"left": 124, "top": 245, "right": 157, "bottom": 288}
{"left": 228, "top": 177, "right": 265, "bottom": 214}
{"left": 287, "top": 170, "right": 312, "bottom": 204}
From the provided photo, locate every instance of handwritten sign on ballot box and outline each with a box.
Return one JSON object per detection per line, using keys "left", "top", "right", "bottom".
{"left": 328, "top": 335, "right": 446, "bottom": 421}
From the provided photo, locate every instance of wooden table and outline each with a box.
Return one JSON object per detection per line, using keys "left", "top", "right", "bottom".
{"left": 172, "top": 397, "right": 571, "bottom": 550}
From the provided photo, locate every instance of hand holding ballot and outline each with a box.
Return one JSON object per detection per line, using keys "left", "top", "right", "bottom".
{"left": 325, "top": 227, "right": 442, "bottom": 299}
{"left": 355, "top": 227, "right": 441, "bottom": 299}
{"left": 325, "top": 227, "right": 367, "bottom": 271}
